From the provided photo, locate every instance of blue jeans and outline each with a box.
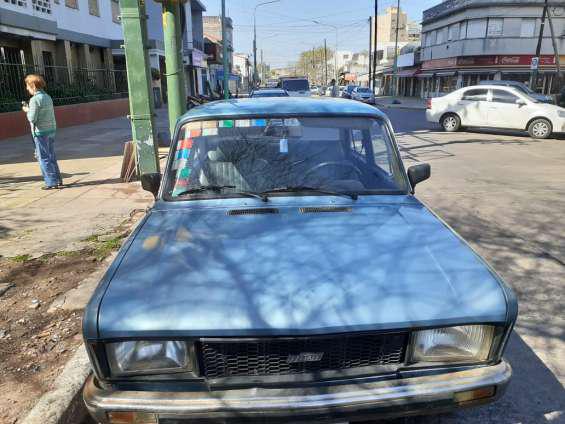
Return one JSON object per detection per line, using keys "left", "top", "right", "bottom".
{"left": 34, "top": 135, "right": 62, "bottom": 187}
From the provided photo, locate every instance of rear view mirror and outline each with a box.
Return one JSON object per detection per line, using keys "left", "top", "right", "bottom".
{"left": 141, "top": 173, "right": 162, "bottom": 199}
{"left": 516, "top": 98, "right": 527, "bottom": 106}
{"left": 407, "top": 163, "right": 431, "bottom": 191}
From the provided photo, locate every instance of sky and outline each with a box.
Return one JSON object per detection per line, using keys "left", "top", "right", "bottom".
{"left": 204, "top": 0, "right": 443, "bottom": 69}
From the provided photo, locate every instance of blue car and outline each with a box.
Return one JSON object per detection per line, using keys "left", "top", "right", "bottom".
{"left": 83, "top": 97, "right": 517, "bottom": 423}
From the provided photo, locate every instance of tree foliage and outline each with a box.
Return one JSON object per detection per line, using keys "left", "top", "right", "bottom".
{"left": 295, "top": 45, "right": 334, "bottom": 85}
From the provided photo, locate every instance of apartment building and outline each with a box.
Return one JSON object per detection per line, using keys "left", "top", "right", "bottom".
{"left": 420, "top": 0, "right": 565, "bottom": 97}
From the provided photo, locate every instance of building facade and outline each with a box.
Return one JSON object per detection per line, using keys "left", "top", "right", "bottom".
{"left": 420, "top": 0, "right": 565, "bottom": 98}
{"left": 203, "top": 15, "right": 233, "bottom": 71}
{"left": 374, "top": 6, "right": 421, "bottom": 44}
{"left": 233, "top": 52, "right": 250, "bottom": 91}
{"left": 0, "top": 0, "right": 206, "bottom": 109}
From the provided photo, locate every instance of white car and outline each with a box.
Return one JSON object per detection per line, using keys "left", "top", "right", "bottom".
{"left": 426, "top": 85, "right": 565, "bottom": 139}
{"left": 351, "top": 86, "right": 375, "bottom": 104}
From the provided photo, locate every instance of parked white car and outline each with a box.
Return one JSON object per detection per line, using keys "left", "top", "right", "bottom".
{"left": 351, "top": 86, "right": 375, "bottom": 104}
{"left": 426, "top": 85, "right": 565, "bottom": 139}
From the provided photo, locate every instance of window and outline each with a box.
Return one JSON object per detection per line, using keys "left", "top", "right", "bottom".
{"left": 88, "top": 0, "right": 99, "bottom": 16}
{"left": 65, "top": 0, "right": 77, "bottom": 8}
{"left": 491, "top": 89, "right": 519, "bottom": 104}
{"left": 428, "top": 30, "right": 437, "bottom": 46}
{"left": 487, "top": 18, "right": 504, "bottom": 37}
{"left": 436, "top": 27, "right": 445, "bottom": 44}
{"left": 448, "top": 23, "right": 459, "bottom": 41}
{"left": 32, "top": 0, "right": 51, "bottom": 14}
{"left": 462, "top": 89, "right": 488, "bottom": 101}
{"left": 460, "top": 21, "right": 467, "bottom": 39}
{"left": 467, "top": 19, "right": 487, "bottom": 38}
{"left": 3, "top": 0, "right": 27, "bottom": 7}
{"left": 111, "top": 0, "right": 120, "bottom": 23}
{"left": 521, "top": 18, "right": 536, "bottom": 37}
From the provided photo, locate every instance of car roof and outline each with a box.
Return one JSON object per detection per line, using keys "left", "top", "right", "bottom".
{"left": 460, "top": 84, "right": 521, "bottom": 92}
{"left": 180, "top": 97, "right": 386, "bottom": 122}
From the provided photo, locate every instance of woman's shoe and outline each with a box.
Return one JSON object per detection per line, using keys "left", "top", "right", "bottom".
{"left": 41, "top": 186, "right": 58, "bottom": 190}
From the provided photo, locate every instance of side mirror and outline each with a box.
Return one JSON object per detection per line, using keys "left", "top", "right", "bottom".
{"left": 516, "top": 98, "right": 527, "bottom": 107}
{"left": 140, "top": 173, "right": 161, "bottom": 199}
{"left": 407, "top": 163, "right": 431, "bottom": 190}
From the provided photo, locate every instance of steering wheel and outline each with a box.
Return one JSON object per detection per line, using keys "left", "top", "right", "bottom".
{"left": 303, "top": 161, "right": 363, "bottom": 182}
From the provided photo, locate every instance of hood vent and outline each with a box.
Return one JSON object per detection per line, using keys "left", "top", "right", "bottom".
{"left": 227, "top": 208, "right": 279, "bottom": 216}
{"left": 299, "top": 206, "right": 352, "bottom": 214}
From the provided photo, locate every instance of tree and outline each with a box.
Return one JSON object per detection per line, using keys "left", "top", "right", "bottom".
{"left": 295, "top": 45, "right": 334, "bottom": 85}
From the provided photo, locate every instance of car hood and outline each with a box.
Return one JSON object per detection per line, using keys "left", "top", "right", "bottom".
{"left": 96, "top": 197, "right": 508, "bottom": 338}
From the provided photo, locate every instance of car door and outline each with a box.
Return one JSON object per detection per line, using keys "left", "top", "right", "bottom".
{"left": 455, "top": 88, "right": 489, "bottom": 126}
{"left": 487, "top": 89, "right": 531, "bottom": 130}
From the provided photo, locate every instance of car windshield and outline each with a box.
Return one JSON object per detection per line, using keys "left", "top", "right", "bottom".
{"left": 281, "top": 79, "right": 309, "bottom": 91}
{"left": 166, "top": 116, "right": 408, "bottom": 200}
{"left": 357, "top": 88, "right": 371, "bottom": 93}
{"left": 346, "top": 86, "right": 357, "bottom": 92}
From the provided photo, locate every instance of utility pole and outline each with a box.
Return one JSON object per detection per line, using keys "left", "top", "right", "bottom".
{"left": 368, "top": 17, "right": 373, "bottom": 90}
{"left": 372, "top": 0, "right": 378, "bottom": 93}
{"left": 260, "top": 49, "right": 264, "bottom": 86}
{"left": 324, "top": 39, "right": 328, "bottom": 86}
{"left": 221, "top": 0, "right": 229, "bottom": 99}
{"left": 530, "top": 0, "right": 548, "bottom": 91}
{"left": 162, "top": 0, "right": 186, "bottom": 135}
{"left": 546, "top": 7, "right": 562, "bottom": 92}
{"left": 253, "top": 1, "right": 280, "bottom": 89}
{"left": 119, "top": 0, "right": 159, "bottom": 174}
{"left": 391, "top": 0, "right": 400, "bottom": 96}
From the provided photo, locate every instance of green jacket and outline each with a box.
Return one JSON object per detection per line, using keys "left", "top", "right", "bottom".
{"left": 27, "top": 90, "right": 57, "bottom": 137}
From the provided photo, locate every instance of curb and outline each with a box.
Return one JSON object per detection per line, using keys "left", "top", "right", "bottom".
{"left": 21, "top": 345, "right": 91, "bottom": 424}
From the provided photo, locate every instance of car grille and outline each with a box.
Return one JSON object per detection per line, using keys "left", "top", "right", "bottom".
{"left": 198, "top": 332, "right": 407, "bottom": 379}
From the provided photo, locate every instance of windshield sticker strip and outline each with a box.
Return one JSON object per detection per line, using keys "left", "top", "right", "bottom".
{"left": 179, "top": 139, "right": 193, "bottom": 149}
{"left": 236, "top": 119, "right": 251, "bottom": 127}
{"left": 252, "top": 119, "right": 266, "bottom": 127}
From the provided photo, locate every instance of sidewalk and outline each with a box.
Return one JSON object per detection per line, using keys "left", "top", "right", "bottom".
{"left": 374, "top": 96, "right": 426, "bottom": 110}
{"left": 0, "top": 108, "right": 169, "bottom": 258}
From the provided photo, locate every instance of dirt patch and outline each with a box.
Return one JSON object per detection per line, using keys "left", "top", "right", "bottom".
{"left": 0, "top": 213, "right": 143, "bottom": 423}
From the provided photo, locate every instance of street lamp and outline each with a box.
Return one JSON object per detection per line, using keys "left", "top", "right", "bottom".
{"left": 312, "top": 20, "right": 338, "bottom": 84}
{"left": 254, "top": 0, "right": 280, "bottom": 88}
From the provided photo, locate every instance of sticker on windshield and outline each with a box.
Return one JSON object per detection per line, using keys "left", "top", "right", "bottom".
{"left": 284, "top": 118, "right": 300, "bottom": 126}
{"left": 279, "top": 138, "right": 288, "bottom": 154}
{"left": 252, "top": 119, "right": 266, "bottom": 127}
{"left": 236, "top": 119, "right": 250, "bottom": 127}
{"left": 219, "top": 120, "right": 234, "bottom": 128}
{"left": 202, "top": 128, "right": 218, "bottom": 136}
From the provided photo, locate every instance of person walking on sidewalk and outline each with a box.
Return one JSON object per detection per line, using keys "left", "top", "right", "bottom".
{"left": 330, "top": 79, "right": 339, "bottom": 98}
{"left": 22, "top": 74, "right": 62, "bottom": 190}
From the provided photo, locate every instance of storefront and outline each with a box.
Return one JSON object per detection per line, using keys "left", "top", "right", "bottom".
{"left": 419, "top": 54, "right": 565, "bottom": 98}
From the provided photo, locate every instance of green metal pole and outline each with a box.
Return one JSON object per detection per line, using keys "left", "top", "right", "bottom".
{"left": 162, "top": 0, "right": 186, "bottom": 135}
{"left": 222, "top": 0, "right": 229, "bottom": 99}
{"left": 119, "top": 0, "right": 159, "bottom": 174}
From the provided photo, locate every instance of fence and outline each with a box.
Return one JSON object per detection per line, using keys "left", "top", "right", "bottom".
{"left": 0, "top": 62, "right": 128, "bottom": 113}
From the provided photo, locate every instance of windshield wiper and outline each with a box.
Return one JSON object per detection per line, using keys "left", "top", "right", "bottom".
{"left": 175, "top": 185, "right": 236, "bottom": 196}
{"left": 175, "top": 185, "right": 268, "bottom": 202}
{"left": 261, "top": 186, "right": 358, "bottom": 200}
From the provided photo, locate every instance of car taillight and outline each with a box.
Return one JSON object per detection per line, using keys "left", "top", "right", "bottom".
{"left": 426, "top": 98, "right": 432, "bottom": 109}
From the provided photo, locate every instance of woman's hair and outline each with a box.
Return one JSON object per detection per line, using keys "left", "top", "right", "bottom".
{"left": 25, "top": 74, "right": 46, "bottom": 90}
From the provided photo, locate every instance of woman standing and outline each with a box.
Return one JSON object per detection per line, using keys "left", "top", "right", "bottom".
{"left": 22, "top": 74, "right": 62, "bottom": 189}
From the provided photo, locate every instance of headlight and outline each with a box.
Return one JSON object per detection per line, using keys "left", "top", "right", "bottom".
{"left": 106, "top": 340, "right": 190, "bottom": 376}
{"left": 557, "top": 110, "right": 565, "bottom": 118}
{"left": 409, "top": 325, "right": 495, "bottom": 364}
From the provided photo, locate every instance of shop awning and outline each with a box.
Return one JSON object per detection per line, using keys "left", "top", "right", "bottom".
{"left": 397, "top": 68, "right": 419, "bottom": 77}
{"left": 417, "top": 72, "right": 435, "bottom": 78}
{"left": 435, "top": 71, "right": 456, "bottom": 77}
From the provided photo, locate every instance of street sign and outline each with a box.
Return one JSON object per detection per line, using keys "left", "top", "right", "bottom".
{"left": 531, "top": 57, "right": 539, "bottom": 70}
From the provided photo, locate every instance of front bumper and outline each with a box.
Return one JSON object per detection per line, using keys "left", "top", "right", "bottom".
{"left": 85, "top": 361, "right": 511, "bottom": 423}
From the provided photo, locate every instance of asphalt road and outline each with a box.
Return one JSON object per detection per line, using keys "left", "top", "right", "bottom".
{"left": 375, "top": 108, "right": 565, "bottom": 424}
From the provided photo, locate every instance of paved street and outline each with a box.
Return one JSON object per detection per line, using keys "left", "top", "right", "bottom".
{"left": 377, "top": 108, "right": 565, "bottom": 423}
